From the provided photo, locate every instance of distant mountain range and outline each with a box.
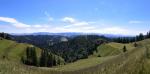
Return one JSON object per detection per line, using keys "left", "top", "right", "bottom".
{"left": 10, "top": 32, "right": 134, "bottom": 38}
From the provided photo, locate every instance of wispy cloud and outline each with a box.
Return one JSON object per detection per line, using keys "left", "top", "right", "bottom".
{"left": 44, "top": 11, "right": 54, "bottom": 21}
{"left": 62, "top": 17, "right": 76, "bottom": 24}
{"left": 62, "top": 17, "right": 92, "bottom": 26}
{"left": 0, "top": 17, "right": 51, "bottom": 32}
{"left": 60, "top": 17, "right": 137, "bottom": 35}
{"left": 0, "top": 16, "right": 141, "bottom": 35}
{"left": 61, "top": 17, "right": 96, "bottom": 32}
{"left": 129, "top": 20, "right": 142, "bottom": 24}
{"left": 100, "top": 27, "right": 129, "bottom": 34}
{"left": 0, "top": 17, "right": 31, "bottom": 28}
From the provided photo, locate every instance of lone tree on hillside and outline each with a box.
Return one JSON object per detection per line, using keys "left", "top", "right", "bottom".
{"left": 134, "top": 43, "right": 138, "bottom": 47}
{"left": 139, "top": 33, "right": 144, "bottom": 41}
{"left": 97, "top": 54, "right": 101, "bottom": 57}
{"left": 123, "top": 45, "right": 127, "bottom": 52}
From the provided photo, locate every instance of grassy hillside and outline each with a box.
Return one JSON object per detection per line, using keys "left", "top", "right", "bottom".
{"left": 92, "top": 42, "right": 135, "bottom": 57}
{"left": 50, "top": 56, "right": 116, "bottom": 71}
{"left": 49, "top": 39, "right": 150, "bottom": 74}
{"left": 0, "top": 38, "right": 64, "bottom": 64}
{"left": 107, "top": 42, "right": 135, "bottom": 51}
{"left": 93, "top": 44, "right": 121, "bottom": 57}
{"left": 0, "top": 38, "right": 42, "bottom": 61}
{"left": 1, "top": 38, "right": 150, "bottom": 74}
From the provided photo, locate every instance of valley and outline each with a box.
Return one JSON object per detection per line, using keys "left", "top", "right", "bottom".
{"left": 0, "top": 33, "right": 150, "bottom": 74}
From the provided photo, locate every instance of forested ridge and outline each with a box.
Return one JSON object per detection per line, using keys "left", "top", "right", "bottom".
{"left": 12, "top": 35, "right": 108, "bottom": 63}
{"left": 1, "top": 31, "right": 150, "bottom": 68}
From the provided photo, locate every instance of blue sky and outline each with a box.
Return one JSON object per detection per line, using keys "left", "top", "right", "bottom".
{"left": 0, "top": 0, "right": 150, "bottom": 35}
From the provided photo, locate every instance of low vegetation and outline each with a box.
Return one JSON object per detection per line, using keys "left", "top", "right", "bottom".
{"left": 1, "top": 32, "right": 150, "bottom": 74}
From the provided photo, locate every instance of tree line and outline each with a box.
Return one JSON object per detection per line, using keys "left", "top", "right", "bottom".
{"left": 13, "top": 35, "right": 107, "bottom": 63}
{"left": 113, "top": 31, "right": 150, "bottom": 43}
{"left": 0, "top": 32, "right": 11, "bottom": 40}
{"left": 21, "top": 46, "right": 65, "bottom": 67}
{"left": 48, "top": 35, "right": 107, "bottom": 62}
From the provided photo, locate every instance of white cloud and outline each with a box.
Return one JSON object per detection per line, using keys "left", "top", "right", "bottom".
{"left": 62, "top": 17, "right": 76, "bottom": 24}
{"left": 32, "top": 24, "right": 50, "bottom": 28}
{"left": 61, "top": 17, "right": 135, "bottom": 35}
{"left": 73, "top": 21, "right": 89, "bottom": 26}
{"left": 0, "top": 17, "right": 17, "bottom": 23}
{"left": 0, "top": 16, "right": 142, "bottom": 35}
{"left": 33, "top": 25, "right": 42, "bottom": 28}
{"left": 62, "top": 17, "right": 92, "bottom": 27}
{"left": 100, "top": 27, "right": 129, "bottom": 34}
{"left": 0, "top": 17, "right": 30, "bottom": 28}
{"left": 13, "top": 22, "right": 31, "bottom": 28}
{"left": 44, "top": 11, "right": 54, "bottom": 21}
{"left": 0, "top": 17, "right": 52, "bottom": 33}
{"left": 60, "top": 17, "right": 98, "bottom": 33}
{"left": 129, "top": 20, "right": 142, "bottom": 24}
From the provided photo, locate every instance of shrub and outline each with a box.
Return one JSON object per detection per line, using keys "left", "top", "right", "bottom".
{"left": 134, "top": 43, "right": 138, "bottom": 47}
{"left": 123, "top": 46, "right": 127, "bottom": 52}
{"left": 97, "top": 54, "right": 101, "bottom": 57}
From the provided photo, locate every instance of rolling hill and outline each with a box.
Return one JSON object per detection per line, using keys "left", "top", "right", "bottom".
{"left": 1, "top": 37, "right": 150, "bottom": 74}
{"left": 0, "top": 37, "right": 64, "bottom": 60}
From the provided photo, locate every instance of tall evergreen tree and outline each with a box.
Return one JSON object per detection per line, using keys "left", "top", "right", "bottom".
{"left": 123, "top": 46, "right": 127, "bottom": 52}
{"left": 139, "top": 33, "right": 144, "bottom": 41}
{"left": 24, "top": 46, "right": 38, "bottom": 66}
{"left": 40, "top": 49, "right": 48, "bottom": 67}
{"left": 31, "top": 47, "right": 38, "bottom": 66}
{"left": 134, "top": 43, "right": 138, "bottom": 47}
{"left": 47, "top": 52, "right": 53, "bottom": 67}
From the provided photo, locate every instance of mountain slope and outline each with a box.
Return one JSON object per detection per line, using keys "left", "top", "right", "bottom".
{"left": 0, "top": 38, "right": 64, "bottom": 63}
{"left": 1, "top": 38, "right": 150, "bottom": 74}
{"left": 0, "top": 38, "right": 40, "bottom": 61}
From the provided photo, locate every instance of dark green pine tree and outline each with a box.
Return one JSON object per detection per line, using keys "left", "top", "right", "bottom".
{"left": 139, "top": 33, "right": 144, "bottom": 40}
{"left": 40, "top": 49, "right": 48, "bottom": 67}
{"left": 47, "top": 52, "right": 53, "bottom": 67}
{"left": 57, "top": 56, "right": 61, "bottom": 65}
{"left": 148, "top": 31, "right": 150, "bottom": 38}
{"left": 123, "top": 45, "right": 127, "bottom": 52}
{"left": 146, "top": 31, "right": 150, "bottom": 38}
{"left": 52, "top": 56, "right": 57, "bottom": 66}
{"left": 25, "top": 46, "right": 38, "bottom": 66}
{"left": 31, "top": 47, "right": 38, "bottom": 66}
{"left": 134, "top": 43, "right": 138, "bottom": 47}
{"left": 26, "top": 47, "right": 31, "bottom": 65}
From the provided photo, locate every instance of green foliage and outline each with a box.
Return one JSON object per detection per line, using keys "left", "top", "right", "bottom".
{"left": 113, "top": 31, "right": 150, "bottom": 43}
{"left": 97, "top": 54, "right": 101, "bottom": 57}
{"left": 146, "top": 31, "right": 150, "bottom": 38}
{"left": 113, "top": 37, "right": 136, "bottom": 43}
{"left": 22, "top": 46, "right": 38, "bottom": 66}
{"left": 1, "top": 36, "right": 150, "bottom": 74}
{"left": 94, "top": 44, "right": 121, "bottom": 57}
{"left": 113, "top": 31, "right": 150, "bottom": 44}
{"left": 138, "top": 33, "right": 144, "bottom": 41}
{"left": 0, "top": 38, "right": 65, "bottom": 67}
{"left": 134, "top": 42, "right": 138, "bottom": 47}
{"left": 12, "top": 35, "right": 108, "bottom": 63}
{"left": 0, "top": 32, "right": 11, "bottom": 40}
{"left": 39, "top": 49, "right": 65, "bottom": 67}
{"left": 123, "top": 45, "right": 127, "bottom": 52}
{"left": 40, "top": 49, "right": 48, "bottom": 67}
{"left": 3, "top": 32, "right": 150, "bottom": 74}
